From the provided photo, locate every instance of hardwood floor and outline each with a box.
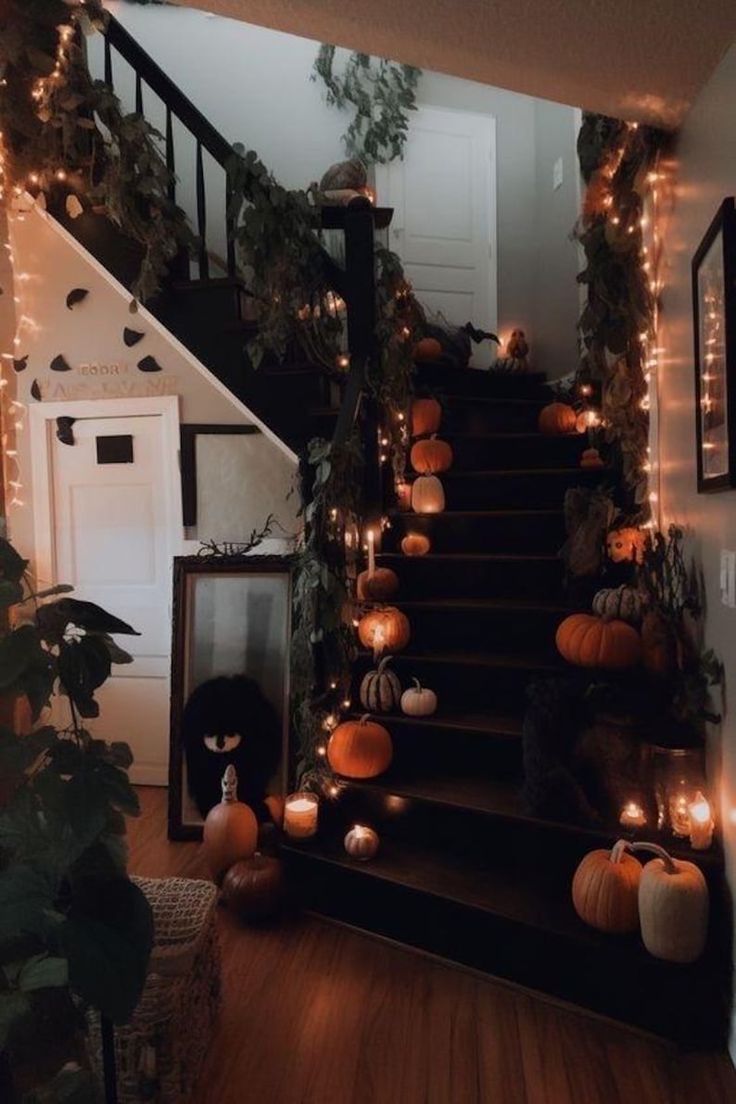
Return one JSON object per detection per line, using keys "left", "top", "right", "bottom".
{"left": 128, "top": 787, "right": 736, "bottom": 1104}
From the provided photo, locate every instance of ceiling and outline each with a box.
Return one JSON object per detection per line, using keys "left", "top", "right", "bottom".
{"left": 168, "top": 0, "right": 736, "bottom": 128}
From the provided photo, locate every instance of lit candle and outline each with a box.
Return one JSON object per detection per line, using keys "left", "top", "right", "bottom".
{"left": 670, "top": 792, "right": 691, "bottom": 837}
{"left": 371, "top": 622, "right": 386, "bottom": 661}
{"left": 283, "top": 792, "right": 319, "bottom": 839}
{"left": 688, "top": 791, "right": 714, "bottom": 851}
{"left": 619, "top": 801, "right": 647, "bottom": 829}
{"left": 366, "top": 528, "right": 376, "bottom": 577}
{"left": 396, "top": 482, "right": 412, "bottom": 511}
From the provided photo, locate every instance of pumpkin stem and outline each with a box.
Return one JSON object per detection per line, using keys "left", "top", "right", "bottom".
{"left": 609, "top": 839, "right": 630, "bottom": 864}
{"left": 412, "top": 677, "right": 422, "bottom": 692}
{"left": 359, "top": 713, "right": 371, "bottom": 725}
{"left": 377, "top": 655, "right": 393, "bottom": 675}
{"left": 629, "top": 841, "right": 678, "bottom": 874}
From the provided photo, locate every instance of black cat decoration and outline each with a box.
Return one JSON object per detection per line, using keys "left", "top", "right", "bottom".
{"left": 183, "top": 674, "right": 281, "bottom": 821}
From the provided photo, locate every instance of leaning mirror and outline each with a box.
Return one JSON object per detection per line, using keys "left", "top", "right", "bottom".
{"left": 168, "top": 555, "right": 292, "bottom": 839}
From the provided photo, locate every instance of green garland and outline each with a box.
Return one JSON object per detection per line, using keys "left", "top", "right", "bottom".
{"left": 312, "top": 45, "right": 420, "bottom": 165}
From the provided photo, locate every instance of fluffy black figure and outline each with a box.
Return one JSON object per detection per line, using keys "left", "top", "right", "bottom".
{"left": 183, "top": 675, "right": 281, "bottom": 821}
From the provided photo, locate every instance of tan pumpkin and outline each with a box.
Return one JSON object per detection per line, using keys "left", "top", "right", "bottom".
{"left": 631, "top": 842, "right": 709, "bottom": 963}
{"left": 411, "top": 474, "right": 445, "bottom": 514}
{"left": 606, "top": 527, "right": 646, "bottom": 564}
{"left": 357, "top": 566, "right": 399, "bottom": 601}
{"left": 538, "top": 402, "right": 577, "bottom": 435}
{"left": 221, "top": 852, "right": 284, "bottom": 921}
{"left": 572, "top": 840, "right": 642, "bottom": 933}
{"left": 203, "top": 765, "right": 258, "bottom": 884}
{"left": 343, "top": 824, "right": 380, "bottom": 861}
{"left": 357, "top": 606, "right": 410, "bottom": 657}
{"left": 641, "top": 610, "right": 677, "bottom": 675}
{"left": 400, "top": 677, "right": 437, "bottom": 717}
{"left": 411, "top": 397, "right": 442, "bottom": 437}
{"left": 401, "top": 532, "right": 431, "bottom": 557}
{"left": 328, "top": 714, "right": 393, "bottom": 778}
{"left": 410, "top": 436, "right": 453, "bottom": 474}
{"left": 556, "top": 613, "right": 641, "bottom": 669}
{"left": 592, "top": 585, "right": 645, "bottom": 625}
{"left": 360, "top": 655, "right": 402, "bottom": 713}
{"left": 580, "top": 447, "right": 604, "bottom": 469}
{"left": 413, "top": 336, "right": 443, "bottom": 362}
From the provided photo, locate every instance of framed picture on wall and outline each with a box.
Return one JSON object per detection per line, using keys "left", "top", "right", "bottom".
{"left": 692, "top": 196, "right": 736, "bottom": 492}
{"left": 180, "top": 423, "right": 262, "bottom": 528}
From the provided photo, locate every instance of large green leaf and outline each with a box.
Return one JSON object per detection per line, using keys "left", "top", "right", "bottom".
{"left": 57, "top": 876, "right": 153, "bottom": 1023}
{"left": 0, "top": 864, "right": 59, "bottom": 943}
{"left": 0, "top": 537, "right": 29, "bottom": 584}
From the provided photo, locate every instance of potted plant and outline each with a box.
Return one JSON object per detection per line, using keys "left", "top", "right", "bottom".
{"left": 0, "top": 536, "right": 153, "bottom": 1101}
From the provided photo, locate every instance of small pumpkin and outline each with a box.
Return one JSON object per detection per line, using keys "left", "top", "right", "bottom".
{"left": 411, "top": 474, "right": 445, "bottom": 514}
{"left": 400, "top": 677, "right": 437, "bottom": 717}
{"left": 410, "top": 436, "right": 453, "bottom": 474}
{"left": 592, "top": 585, "right": 645, "bottom": 625}
{"left": 221, "top": 852, "right": 284, "bottom": 922}
{"left": 411, "top": 397, "right": 442, "bottom": 437}
{"left": 580, "top": 447, "right": 604, "bottom": 469}
{"left": 357, "top": 566, "right": 399, "bottom": 601}
{"left": 328, "top": 714, "right": 393, "bottom": 779}
{"left": 360, "top": 655, "right": 402, "bottom": 713}
{"left": 203, "top": 765, "right": 258, "bottom": 884}
{"left": 344, "top": 824, "right": 380, "bottom": 861}
{"left": 631, "top": 842, "right": 709, "bottom": 963}
{"left": 357, "top": 606, "right": 410, "bottom": 657}
{"left": 556, "top": 613, "right": 641, "bottom": 669}
{"left": 401, "top": 532, "right": 431, "bottom": 557}
{"left": 413, "top": 336, "right": 443, "bottom": 362}
{"left": 606, "top": 527, "right": 646, "bottom": 564}
{"left": 572, "top": 839, "right": 642, "bottom": 934}
{"left": 538, "top": 402, "right": 577, "bottom": 435}
{"left": 641, "top": 610, "right": 677, "bottom": 675}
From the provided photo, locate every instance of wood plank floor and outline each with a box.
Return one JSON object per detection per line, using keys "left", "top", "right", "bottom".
{"left": 129, "top": 787, "right": 736, "bottom": 1104}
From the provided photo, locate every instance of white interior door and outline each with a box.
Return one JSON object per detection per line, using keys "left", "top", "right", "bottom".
{"left": 376, "top": 106, "right": 497, "bottom": 366}
{"left": 33, "top": 399, "right": 181, "bottom": 785}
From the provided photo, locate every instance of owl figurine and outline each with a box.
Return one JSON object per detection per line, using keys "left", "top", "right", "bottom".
{"left": 496, "top": 328, "right": 530, "bottom": 373}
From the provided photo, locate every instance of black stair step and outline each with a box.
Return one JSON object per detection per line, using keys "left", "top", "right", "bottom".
{"left": 404, "top": 467, "right": 608, "bottom": 509}
{"left": 385, "top": 508, "right": 566, "bottom": 553}
{"left": 375, "top": 552, "right": 564, "bottom": 599}
{"left": 414, "top": 360, "right": 550, "bottom": 398}
{"left": 425, "top": 432, "right": 585, "bottom": 471}
{"left": 284, "top": 841, "right": 728, "bottom": 1044}
{"left": 436, "top": 395, "right": 550, "bottom": 434}
{"left": 378, "top": 597, "right": 569, "bottom": 654}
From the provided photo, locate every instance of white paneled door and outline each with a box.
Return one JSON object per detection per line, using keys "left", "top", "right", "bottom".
{"left": 376, "top": 106, "right": 497, "bottom": 366}
{"left": 31, "top": 398, "right": 181, "bottom": 784}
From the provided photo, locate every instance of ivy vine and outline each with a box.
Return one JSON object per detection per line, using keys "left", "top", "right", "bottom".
{"left": 312, "top": 45, "right": 420, "bottom": 165}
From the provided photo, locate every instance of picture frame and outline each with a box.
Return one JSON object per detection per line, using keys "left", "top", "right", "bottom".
{"left": 167, "top": 554, "right": 293, "bottom": 841}
{"left": 179, "top": 423, "right": 261, "bottom": 527}
{"left": 692, "top": 196, "right": 736, "bottom": 493}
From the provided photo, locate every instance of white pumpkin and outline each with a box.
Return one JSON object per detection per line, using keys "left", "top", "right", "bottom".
{"left": 400, "top": 678, "right": 438, "bottom": 717}
{"left": 631, "top": 842, "right": 709, "bottom": 963}
{"left": 344, "top": 824, "right": 379, "bottom": 861}
{"left": 411, "top": 474, "right": 445, "bottom": 514}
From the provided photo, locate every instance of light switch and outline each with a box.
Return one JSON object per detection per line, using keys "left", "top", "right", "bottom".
{"left": 720, "top": 549, "right": 736, "bottom": 607}
{"left": 553, "top": 157, "right": 563, "bottom": 191}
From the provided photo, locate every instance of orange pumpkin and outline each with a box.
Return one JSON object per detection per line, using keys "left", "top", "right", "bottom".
{"left": 358, "top": 606, "right": 410, "bottom": 657}
{"left": 328, "top": 714, "right": 393, "bottom": 778}
{"left": 538, "top": 402, "right": 577, "bottom": 435}
{"left": 556, "top": 613, "right": 641, "bottom": 669}
{"left": 410, "top": 436, "right": 453, "bottom": 474}
{"left": 411, "top": 397, "right": 442, "bottom": 437}
{"left": 413, "top": 337, "right": 443, "bottom": 362}
{"left": 572, "top": 840, "right": 642, "bottom": 933}
{"left": 203, "top": 765, "right": 258, "bottom": 884}
{"left": 357, "top": 567, "right": 399, "bottom": 601}
{"left": 401, "top": 533, "right": 431, "bottom": 557}
{"left": 221, "top": 852, "right": 285, "bottom": 922}
{"left": 580, "top": 447, "right": 604, "bottom": 469}
{"left": 606, "top": 527, "right": 646, "bottom": 564}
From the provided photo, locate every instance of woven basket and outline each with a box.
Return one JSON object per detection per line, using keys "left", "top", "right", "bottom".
{"left": 88, "top": 876, "right": 221, "bottom": 1103}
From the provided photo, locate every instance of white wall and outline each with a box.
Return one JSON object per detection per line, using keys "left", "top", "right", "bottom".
{"left": 104, "top": 1, "right": 580, "bottom": 377}
{"left": 656, "top": 42, "right": 736, "bottom": 1061}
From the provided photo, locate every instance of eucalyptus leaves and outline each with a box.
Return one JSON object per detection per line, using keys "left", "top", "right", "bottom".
{"left": 312, "top": 45, "right": 421, "bottom": 165}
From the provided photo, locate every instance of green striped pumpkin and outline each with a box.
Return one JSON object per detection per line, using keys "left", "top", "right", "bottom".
{"left": 592, "top": 585, "right": 644, "bottom": 625}
{"left": 359, "top": 656, "right": 402, "bottom": 713}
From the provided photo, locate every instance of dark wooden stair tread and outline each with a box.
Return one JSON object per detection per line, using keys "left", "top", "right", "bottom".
{"left": 358, "top": 649, "right": 561, "bottom": 671}
{"left": 389, "top": 508, "right": 562, "bottom": 518}
{"left": 404, "top": 466, "right": 608, "bottom": 479}
{"left": 389, "top": 597, "right": 570, "bottom": 613}
{"left": 347, "top": 709, "right": 523, "bottom": 738}
{"left": 377, "top": 552, "right": 560, "bottom": 562}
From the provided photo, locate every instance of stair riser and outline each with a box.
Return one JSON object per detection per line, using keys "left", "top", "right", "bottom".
{"left": 365, "top": 723, "right": 522, "bottom": 778}
{"left": 374, "top": 605, "right": 567, "bottom": 655}
{"left": 375, "top": 556, "right": 564, "bottom": 599}
{"left": 414, "top": 470, "right": 604, "bottom": 510}
{"left": 440, "top": 401, "right": 547, "bottom": 435}
{"left": 353, "top": 654, "right": 558, "bottom": 712}
{"left": 158, "top": 283, "right": 244, "bottom": 327}
{"left": 430, "top": 435, "right": 585, "bottom": 471}
{"left": 285, "top": 849, "right": 727, "bottom": 1046}
{"left": 385, "top": 513, "right": 566, "bottom": 554}
{"left": 415, "top": 364, "right": 550, "bottom": 399}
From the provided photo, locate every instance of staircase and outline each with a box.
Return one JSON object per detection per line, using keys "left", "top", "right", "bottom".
{"left": 284, "top": 361, "right": 730, "bottom": 1047}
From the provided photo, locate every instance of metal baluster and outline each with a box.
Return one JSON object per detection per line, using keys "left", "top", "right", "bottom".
{"left": 225, "top": 176, "right": 236, "bottom": 279}
{"left": 165, "top": 107, "right": 176, "bottom": 204}
{"left": 103, "top": 36, "right": 113, "bottom": 87}
{"left": 135, "top": 72, "right": 143, "bottom": 115}
{"left": 195, "top": 141, "right": 209, "bottom": 280}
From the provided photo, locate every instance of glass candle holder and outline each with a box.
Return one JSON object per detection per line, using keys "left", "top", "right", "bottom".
{"left": 283, "top": 791, "right": 319, "bottom": 839}
{"left": 652, "top": 745, "right": 707, "bottom": 838}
